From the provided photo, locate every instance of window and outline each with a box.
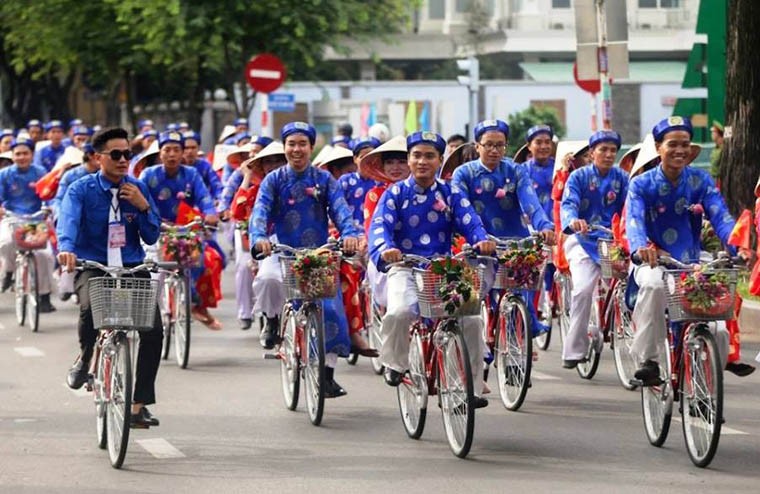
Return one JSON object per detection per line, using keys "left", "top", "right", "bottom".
{"left": 429, "top": 0, "right": 445, "bottom": 19}
{"left": 456, "top": 0, "right": 470, "bottom": 12}
{"left": 660, "top": 0, "right": 680, "bottom": 7}
{"left": 456, "top": 0, "right": 494, "bottom": 15}
{"left": 552, "top": 0, "right": 571, "bottom": 8}
{"left": 638, "top": 0, "right": 657, "bottom": 7}
{"left": 639, "top": 0, "right": 680, "bottom": 7}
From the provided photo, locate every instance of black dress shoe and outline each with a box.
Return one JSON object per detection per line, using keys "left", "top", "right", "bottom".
{"left": 562, "top": 359, "right": 580, "bottom": 369}
{"left": 726, "top": 362, "right": 756, "bottom": 377}
{"left": 350, "top": 345, "right": 379, "bottom": 358}
{"left": 0, "top": 272, "right": 12, "bottom": 293}
{"left": 259, "top": 316, "right": 280, "bottom": 349}
{"left": 67, "top": 359, "right": 90, "bottom": 390}
{"left": 324, "top": 379, "right": 348, "bottom": 398}
{"left": 634, "top": 360, "right": 661, "bottom": 385}
{"left": 473, "top": 396, "right": 489, "bottom": 409}
{"left": 384, "top": 368, "right": 403, "bottom": 387}
{"left": 130, "top": 407, "right": 159, "bottom": 429}
{"left": 60, "top": 292, "right": 73, "bottom": 302}
{"left": 239, "top": 318, "right": 252, "bottom": 330}
{"left": 39, "top": 294, "right": 56, "bottom": 313}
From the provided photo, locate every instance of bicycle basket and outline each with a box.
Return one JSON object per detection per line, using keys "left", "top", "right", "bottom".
{"left": 491, "top": 237, "right": 547, "bottom": 291}
{"left": 279, "top": 251, "right": 340, "bottom": 300}
{"left": 597, "top": 238, "right": 629, "bottom": 280}
{"left": 158, "top": 232, "right": 203, "bottom": 268}
{"left": 88, "top": 277, "right": 158, "bottom": 330}
{"left": 412, "top": 266, "right": 482, "bottom": 319}
{"left": 663, "top": 268, "right": 738, "bottom": 322}
{"left": 13, "top": 221, "right": 49, "bottom": 250}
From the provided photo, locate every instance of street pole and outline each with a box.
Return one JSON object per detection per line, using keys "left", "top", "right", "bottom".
{"left": 457, "top": 56, "right": 480, "bottom": 137}
{"left": 596, "top": 0, "right": 612, "bottom": 130}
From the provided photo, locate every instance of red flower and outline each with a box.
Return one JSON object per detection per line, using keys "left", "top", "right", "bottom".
{"left": 494, "top": 188, "right": 506, "bottom": 199}
{"left": 689, "top": 203, "right": 704, "bottom": 215}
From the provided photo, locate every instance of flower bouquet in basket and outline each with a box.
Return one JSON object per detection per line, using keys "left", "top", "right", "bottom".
{"left": 292, "top": 248, "right": 338, "bottom": 298}
{"left": 498, "top": 239, "right": 546, "bottom": 288}
{"left": 430, "top": 257, "right": 479, "bottom": 316}
{"left": 678, "top": 269, "right": 732, "bottom": 317}
{"left": 14, "top": 222, "right": 49, "bottom": 250}
{"left": 608, "top": 243, "right": 630, "bottom": 277}
{"left": 160, "top": 231, "right": 203, "bottom": 267}
{"left": 700, "top": 221, "right": 722, "bottom": 254}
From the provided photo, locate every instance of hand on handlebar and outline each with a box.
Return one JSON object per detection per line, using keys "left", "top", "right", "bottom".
{"left": 635, "top": 245, "right": 659, "bottom": 268}
{"left": 342, "top": 236, "right": 359, "bottom": 255}
{"left": 58, "top": 252, "right": 78, "bottom": 272}
{"left": 381, "top": 248, "right": 403, "bottom": 264}
{"left": 204, "top": 213, "right": 219, "bottom": 226}
{"left": 570, "top": 219, "right": 589, "bottom": 234}
{"left": 255, "top": 239, "right": 272, "bottom": 258}
{"left": 539, "top": 229, "right": 555, "bottom": 246}
{"left": 474, "top": 240, "right": 496, "bottom": 255}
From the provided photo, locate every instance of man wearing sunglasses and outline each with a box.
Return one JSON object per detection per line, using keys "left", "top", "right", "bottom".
{"left": 58, "top": 127, "right": 165, "bottom": 429}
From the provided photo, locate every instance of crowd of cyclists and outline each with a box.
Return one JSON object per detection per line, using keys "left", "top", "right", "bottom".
{"left": 0, "top": 113, "right": 756, "bottom": 456}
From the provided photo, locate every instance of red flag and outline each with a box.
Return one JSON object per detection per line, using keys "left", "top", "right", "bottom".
{"left": 728, "top": 209, "right": 752, "bottom": 250}
{"left": 176, "top": 200, "right": 202, "bottom": 225}
{"left": 35, "top": 167, "right": 65, "bottom": 201}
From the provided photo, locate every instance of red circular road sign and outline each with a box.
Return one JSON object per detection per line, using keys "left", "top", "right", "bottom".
{"left": 573, "top": 62, "right": 600, "bottom": 94}
{"left": 245, "top": 53, "right": 286, "bottom": 93}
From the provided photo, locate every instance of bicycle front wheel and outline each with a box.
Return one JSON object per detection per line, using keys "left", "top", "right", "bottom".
{"left": 160, "top": 279, "right": 172, "bottom": 360}
{"left": 93, "top": 346, "right": 107, "bottom": 450}
{"left": 368, "top": 298, "right": 384, "bottom": 375}
{"left": 534, "top": 288, "right": 552, "bottom": 351}
{"left": 26, "top": 255, "right": 39, "bottom": 332}
{"left": 680, "top": 326, "right": 722, "bottom": 468}
{"left": 577, "top": 294, "right": 602, "bottom": 380}
{"left": 174, "top": 275, "right": 191, "bottom": 369}
{"left": 496, "top": 296, "right": 532, "bottom": 411}
{"left": 397, "top": 328, "right": 427, "bottom": 439}
{"left": 555, "top": 274, "right": 571, "bottom": 348}
{"left": 437, "top": 327, "right": 474, "bottom": 458}
{"left": 106, "top": 333, "right": 132, "bottom": 469}
{"left": 303, "top": 307, "right": 325, "bottom": 426}
{"left": 641, "top": 337, "right": 673, "bottom": 447}
{"left": 611, "top": 285, "right": 637, "bottom": 390}
{"left": 15, "top": 257, "right": 27, "bottom": 326}
{"left": 279, "top": 307, "right": 300, "bottom": 411}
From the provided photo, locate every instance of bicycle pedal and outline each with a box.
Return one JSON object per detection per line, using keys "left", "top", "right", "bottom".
{"left": 263, "top": 353, "right": 281, "bottom": 360}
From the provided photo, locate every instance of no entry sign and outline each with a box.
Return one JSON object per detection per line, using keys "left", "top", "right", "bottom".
{"left": 245, "top": 53, "right": 286, "bottom": 93}
{"left": 573, "top": 61, "right": 600, "bottom": 94}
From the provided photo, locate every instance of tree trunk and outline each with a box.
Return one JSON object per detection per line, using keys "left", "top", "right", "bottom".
{"left": 721, "top": 0, "right": 760, "bottom": 215}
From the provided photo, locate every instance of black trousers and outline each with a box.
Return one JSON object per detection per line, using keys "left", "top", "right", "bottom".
{"left": 76, "top": 268, "right": 163, "bottom": 405}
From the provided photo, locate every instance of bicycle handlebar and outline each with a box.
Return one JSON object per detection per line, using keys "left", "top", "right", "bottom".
{"left": 3, "top": 208, "right": 51, "bottom": 222}
{"left": 252, "top": 238, "right": 351, "bottom": 261}
{"left": 160, "top": 217, "right": 217, "bottom": 234}
{"left": 631, "top": 251, "right": 745, "bottom": 270}
{"left": 385, "top": 245, "right": 482, "bottom": 270}
{"left": 74, "top": 259, "right": 178, "bottom": 274}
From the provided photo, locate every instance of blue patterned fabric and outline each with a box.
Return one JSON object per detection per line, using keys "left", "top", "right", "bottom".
{"left": 32, "top": 143, "right": 67, "bottom": 171}
{"left": 561, "top": 165, "right": 628, "bottom": 263}
{"left": 138, "top": 165, "right": 216, "bottom": 222}
{"left": 525, "top": 157, "right": 555, "bottom": 221}
{"left": 626, "top": 165, "right": 735, "bottom": 263}
{"left": 368, "top": 176, "right": 488, "bottom": 272}
{"left": 189, "top": 158, "right": 223, "bottom": 201}
{"left": 452, "top": 158, "right": 552, "bottom": 237}
{"left": 338, "top": 172, "right": 380, "bottom": 233}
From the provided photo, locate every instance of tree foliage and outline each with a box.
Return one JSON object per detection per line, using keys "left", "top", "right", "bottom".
{"left": 506, "top": 106, "right": 566, "bottom": 156}
{"left": 0, "top": 0, "right": 416, "bottom": 128}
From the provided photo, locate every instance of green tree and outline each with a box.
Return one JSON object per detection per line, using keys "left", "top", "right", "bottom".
{"left": 506, "top": 106, "right": 566, "bottom": 156}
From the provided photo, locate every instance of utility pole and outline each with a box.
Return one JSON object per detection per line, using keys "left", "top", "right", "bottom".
{"left": 457, "top": 56, "right": 480, "bottom": 137}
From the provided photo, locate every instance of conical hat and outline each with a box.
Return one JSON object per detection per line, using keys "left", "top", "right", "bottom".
{"left": 513, "top": 143, "right": 530, "bottom": 164}
{"left": 239, "top": 141, "right": 285, "bottom": 181}
{"left": 440, "top": 142, "right": 477, "bottom": 181}
{"left": 618, "top": 143, "right": 641, "bottom": 174}
{"left": 312, "top": 144, "right": 333, "bottom": 168}
{"left": 319, "top": 145, "right": 353, "bottom": 170}
{"left": 630, "top": 135, "right": 701, "bottom": 178}
{"left": 553, "top": 140, "right": 588, "bottom": 179}
{"left": 358, "top": 135, "right": 407, "bottom": 183}
{"left": 130, "top": 140, "right": 159, "bottom": 177}
{"left": 218, "top": 125, "right": 237, "bottom": 143}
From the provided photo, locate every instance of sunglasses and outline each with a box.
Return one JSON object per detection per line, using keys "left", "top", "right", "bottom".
{"left": 101, "top": 149, "right": 133, "bottom": 161}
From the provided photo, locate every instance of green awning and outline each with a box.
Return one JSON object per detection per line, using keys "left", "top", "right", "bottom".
{"left": 519, "top": 61, "right": 687, "bottom": 83}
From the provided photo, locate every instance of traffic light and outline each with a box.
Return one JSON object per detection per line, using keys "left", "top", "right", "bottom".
{"left": 456, "top": 57, "right": 480, "bottom": 90}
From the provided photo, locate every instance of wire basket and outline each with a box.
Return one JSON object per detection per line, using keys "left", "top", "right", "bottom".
{"left": 158, "top": 232, "right": 203, "bottom": 268}
{"left": 663, "top": 268, "right": 738, "bottom": 322}
{"left": 597, "top": 238, "right": 629, "bottom": 280}
{"left": 88, "top": 277, "right": 159, "bottom": 331}
{"left": 279, "top": 251, "right": 341, "bottom": 300}
{"left": 412, "top": 267, "right": 482, "bottom": 319}
{"left": 492, "top": 237, "right": 547, "bottom": 291}
{"left": 13, "top": 221, "right": 49, "bottom": 250}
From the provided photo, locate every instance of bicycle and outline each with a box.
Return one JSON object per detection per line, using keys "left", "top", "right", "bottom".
{"left": 632, "top": 253, "right": 741, "bottom": 468}
{"left": 343, "top": 256, "right": 384, "bottom": 374}
{"left": 483, "top": 235, "right": 549, "bottom": 412}
{"left": 5, "top": 209, "right": 51, "bottom": 333}
{"left": 77, "top": 259, "right": 169, "bottom": 469}
{"left": 261, "top": 241, "right": 345, "bottom": 426}
{"left": 393, "top": 248, "right": 485, "bottom": 458}
{"left": 156, "top": 218, "right": 213, "bottom": 369}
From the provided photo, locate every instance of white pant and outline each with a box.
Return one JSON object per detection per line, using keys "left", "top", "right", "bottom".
{"left": 631, "top": 264, "right": 729, "bottom": 367}
{"left": 380, "top": 267, "right": 485, "bottom": 396}
{"left": 366, "top": 260, "right": 387, "bottom": 308}
{"left": 562, "top": 235, "right": 601, "bottom": 361}
{"left": 0, "top": 218, "right": 55, "bottom": 295}
{"left": 233, "top": 229, "right": 256, "bottom": 320}
{"left": 252, "top": 235, "right": 285, "bottom": 318}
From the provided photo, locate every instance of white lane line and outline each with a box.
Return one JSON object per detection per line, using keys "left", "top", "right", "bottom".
{"left": 137, "top": 438, "right": 186, "bottom": 459}
{"left": 14, "top": 418, "right": 37, "bottom": 423}
{"left": 672, "top": 417, "right": 748, "bottom": 435}
{"left": 14, "top": 346, "right": 45, "bottom": 357}
{"left": 531, "top": 371, "right": 560, "bottom": 381}
{"left": 0, "top": 321, "right": 5, "bottom": 330}
{"left": 62, "top": 382, "right": 90, "bottom": 397}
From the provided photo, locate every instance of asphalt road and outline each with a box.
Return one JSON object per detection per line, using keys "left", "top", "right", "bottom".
{"left": 1, "top": 264, "right": 759, "bottom": 494}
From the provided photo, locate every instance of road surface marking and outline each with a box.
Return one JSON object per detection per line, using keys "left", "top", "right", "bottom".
{"left": 0, "top": 322, "right": 5, "bottom": 330}
{"left": 14, "top": 418, "right": 38, "bottom": 423}
{"left": 531, "top": 371, "right": 560, "bottom": 381}
{"left": 137, "top": 438, "right": 185, "bottom": 459}
{"left": 14, "top": 347, "right": 45, "bottom": 357}
{"left": 673, "top": 417, "right": 748, "bottom": 435}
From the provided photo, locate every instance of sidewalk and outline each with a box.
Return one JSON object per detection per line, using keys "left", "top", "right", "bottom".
{"left": 740, "top": 299, "right": 760, "bottom": 343}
